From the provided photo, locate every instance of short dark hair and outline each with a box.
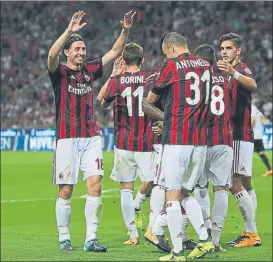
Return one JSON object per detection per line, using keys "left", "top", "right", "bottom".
{"left": 219, "top": 33, "right": 242, "bottom": 48}
{"left": 63, "top": 33, "right": 84, "bottom": 51}
{"left": 160, "top": 32, "right": 169, "bottom": 51}
{"left": 194, "top": 44, "right": 216, "bottom": 66}
{"left": 122, "top": 42, "right": 143, "bottom": 66}
{"left": 162, "top": 32, "right": 188, "bottom": 48}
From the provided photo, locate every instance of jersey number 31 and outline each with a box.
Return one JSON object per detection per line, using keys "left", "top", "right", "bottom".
{"left": 185, "top": 70, "right": 225, "bottom": 115}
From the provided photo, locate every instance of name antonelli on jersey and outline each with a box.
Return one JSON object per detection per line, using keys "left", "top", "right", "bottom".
{"left": 176, "top": 59, "right": 210, "bottom": 69}
{"left": 68, "top": 83, "right": 92, "bottom": 95}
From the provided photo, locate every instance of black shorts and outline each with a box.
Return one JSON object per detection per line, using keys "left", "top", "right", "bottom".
{"left": 254, "top": 139, "right": 265, "bottom": 153}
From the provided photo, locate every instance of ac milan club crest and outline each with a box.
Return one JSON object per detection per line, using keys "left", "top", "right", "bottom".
{"left": 84, "top": 74, "right": 90, "bottom": 81}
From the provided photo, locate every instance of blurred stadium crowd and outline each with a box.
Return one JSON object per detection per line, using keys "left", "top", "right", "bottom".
{"left": 1, "top": 1, "right": 272, "bottom": 128}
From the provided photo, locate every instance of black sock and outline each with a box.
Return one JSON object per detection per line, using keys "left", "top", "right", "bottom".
{"left": 259, "top": 153, "right": 272, "bottom": 170}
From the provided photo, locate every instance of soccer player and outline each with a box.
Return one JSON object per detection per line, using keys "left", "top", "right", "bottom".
{"left": 193, "top": 44, "right": 233, "bottom": 251}
{"left": 217, "top": 33, "right": 261, "bottom": 247}
{"left": 98, "top": 57, "right": 153, "bottom": 232}
{"left": 147, "top": 32, "right": 215, "bottom": 261}
{"left": 47, "top": 10, "right": 135, "bottom": 252}
{"left": 101, "top": 43, "right": 156, "bottom": 245}
{"left": 251, "top": 104, "right": 272, "bottom": 177}
{"left": 142, "top": 64, "right": 172, "bottom": 253}
{"left": 143, "top": 49, "right": 197, "bottom": 253}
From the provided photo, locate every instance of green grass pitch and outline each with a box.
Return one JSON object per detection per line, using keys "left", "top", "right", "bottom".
{"left": 1, "top": 151, "right": 272, "bottom": 261}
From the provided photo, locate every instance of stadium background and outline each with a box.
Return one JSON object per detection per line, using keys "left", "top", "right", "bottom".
{"left": 1, "top": 1, "right": 272, "bottom": 151}
{"left": 1, "top": 1, "right": 272, "bottom": 261}
{"left": 1, "top": 1, "right": 272, "bottom": 130}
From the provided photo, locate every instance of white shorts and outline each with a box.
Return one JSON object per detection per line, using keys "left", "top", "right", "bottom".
{"left": 153, "top": 144, "right": 165, "bottom": 187}
{"left": 198, "top": 145, "right": 233, "bottom": 187}
{"left": 52, "top": 136, "right": 104, "bottom": 184}
{"left": 110, "top": 147, "right": 156, "bottom": 183}
{"left": 162, "top": 145, "right": 207, "bottom": 191}
{"left": 233, "top": 140, "right": 254, "bottom": 177}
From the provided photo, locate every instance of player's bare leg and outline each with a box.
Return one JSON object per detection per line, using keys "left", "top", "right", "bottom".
{"left": 56, "top": 184, "right": 74, "bottom": 251}
{"left": 134, "top": 181, "right": 153, "bottom": 230}
{"left": 229, "top": 174, "right": 261, "bottom": 247}
{"left": 84, "top": 175, "right": 107, "bottom": 252}
{"left": 121, "top": 181, "right": 139, "bottom": 245}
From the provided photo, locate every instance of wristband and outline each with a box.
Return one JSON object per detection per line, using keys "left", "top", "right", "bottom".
{"left": 233, "top": 71, "right": 240, "bottom": 80}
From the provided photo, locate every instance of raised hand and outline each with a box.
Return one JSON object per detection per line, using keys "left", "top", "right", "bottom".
{"left": 112, "top": 56, "right": 126, "bottom": 76}
{"left": 144, "top": 71, "right": 160, "bottom": 85}
{"left": 67, "top": 11, "right": 87, "bottom": 33}
{"left": 216, "top": 60, "right": 235, "bottom": 76}
{"left": 120, "top": 10, "right": 136, "bottom": 30}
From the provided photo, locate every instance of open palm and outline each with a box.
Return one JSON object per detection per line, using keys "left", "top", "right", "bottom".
{"left": 67, "top": 11, "right": 87, "bottom": 32}
{"left": 120, "top": 10, "right": 136, "bottom": 29}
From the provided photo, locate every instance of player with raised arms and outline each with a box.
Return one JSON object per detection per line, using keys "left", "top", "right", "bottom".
{"left": 47, "top": 10, "right": 135, "bottom": 252}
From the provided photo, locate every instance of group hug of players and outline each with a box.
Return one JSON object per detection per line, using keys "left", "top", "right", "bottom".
{"left": 47, "top": 11, "right": 271, "bottom": 260}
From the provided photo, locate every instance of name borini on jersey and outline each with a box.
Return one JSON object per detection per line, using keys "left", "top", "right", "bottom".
{"left": 120, "top": 75, "right": 144, "bottom": 84}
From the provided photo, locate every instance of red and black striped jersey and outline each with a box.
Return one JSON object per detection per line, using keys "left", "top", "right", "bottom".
{"left": 103, "top": 71, "right": 153, "bottom": 152}
{"left": 151, "top": 53, "right": 212, "bottom": 145}
{"left": 230, "top": 62, "right": 254, "bottom": 142}
{"left": 144, "top": 65, "right": 166, "bottom": 145}
{"left": 48, "top": 59, "right": 103, "bottom": 141}
{"left": 207, "top": 73, "right": 233, "bottom": 147}
{"left": 144, "top": 83, "right": 166, "bottom": 145}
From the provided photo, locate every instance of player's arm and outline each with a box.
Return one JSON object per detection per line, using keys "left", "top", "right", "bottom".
{"left": 101, "top": 98, "right": 111, "bottom": 109}
{"left": 98, "top": 79, "right": 110, "bottom": 102}
{"left": 102, "top": 11, "right": 136, "bottom": 69}
{"left": 147, "top": 61, "right": 174, "bottom": 103}
{"left": 146, "top": 91, "right": 160, "bottom": 104}
{"left": 98, "top": 57, "right": 125, "bottom": 101}
{"left": 101, "top": 79, "right": 115, "bottom": 108}
{"left": 47, "top": 11, "right": 87, "bottom": 73}
{"left": 142, "top": 98, "right": 164, "bottom": 121}
{"left": 231, "top": 70, "right": 257, "bottom": 91}
{"left": 217, "top": 60, "right": 257, "bottom": 91}
{"left": 251, "top": 116, "right": 256, "bottom": 129}
{"left": 261, "top": 115, "right": 267, "bottom": 125}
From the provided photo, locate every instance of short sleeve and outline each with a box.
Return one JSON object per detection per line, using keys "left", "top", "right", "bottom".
{"left": 103, "top": 78, "right": 116, "bottom": 103}
{"left": 86, "top": 58, "right": 103, "bottom": 80}
{"left": 48, "top": 64, "right": 63, "bottom": 89}
{"left": 143, "top": 71, "right": 156, "bottom": 98}
{"left": 154, "top": 61, "right": 174, "bottom": 89}
{"left": 143, "top": 82, "right": 152, "bottom": 98}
